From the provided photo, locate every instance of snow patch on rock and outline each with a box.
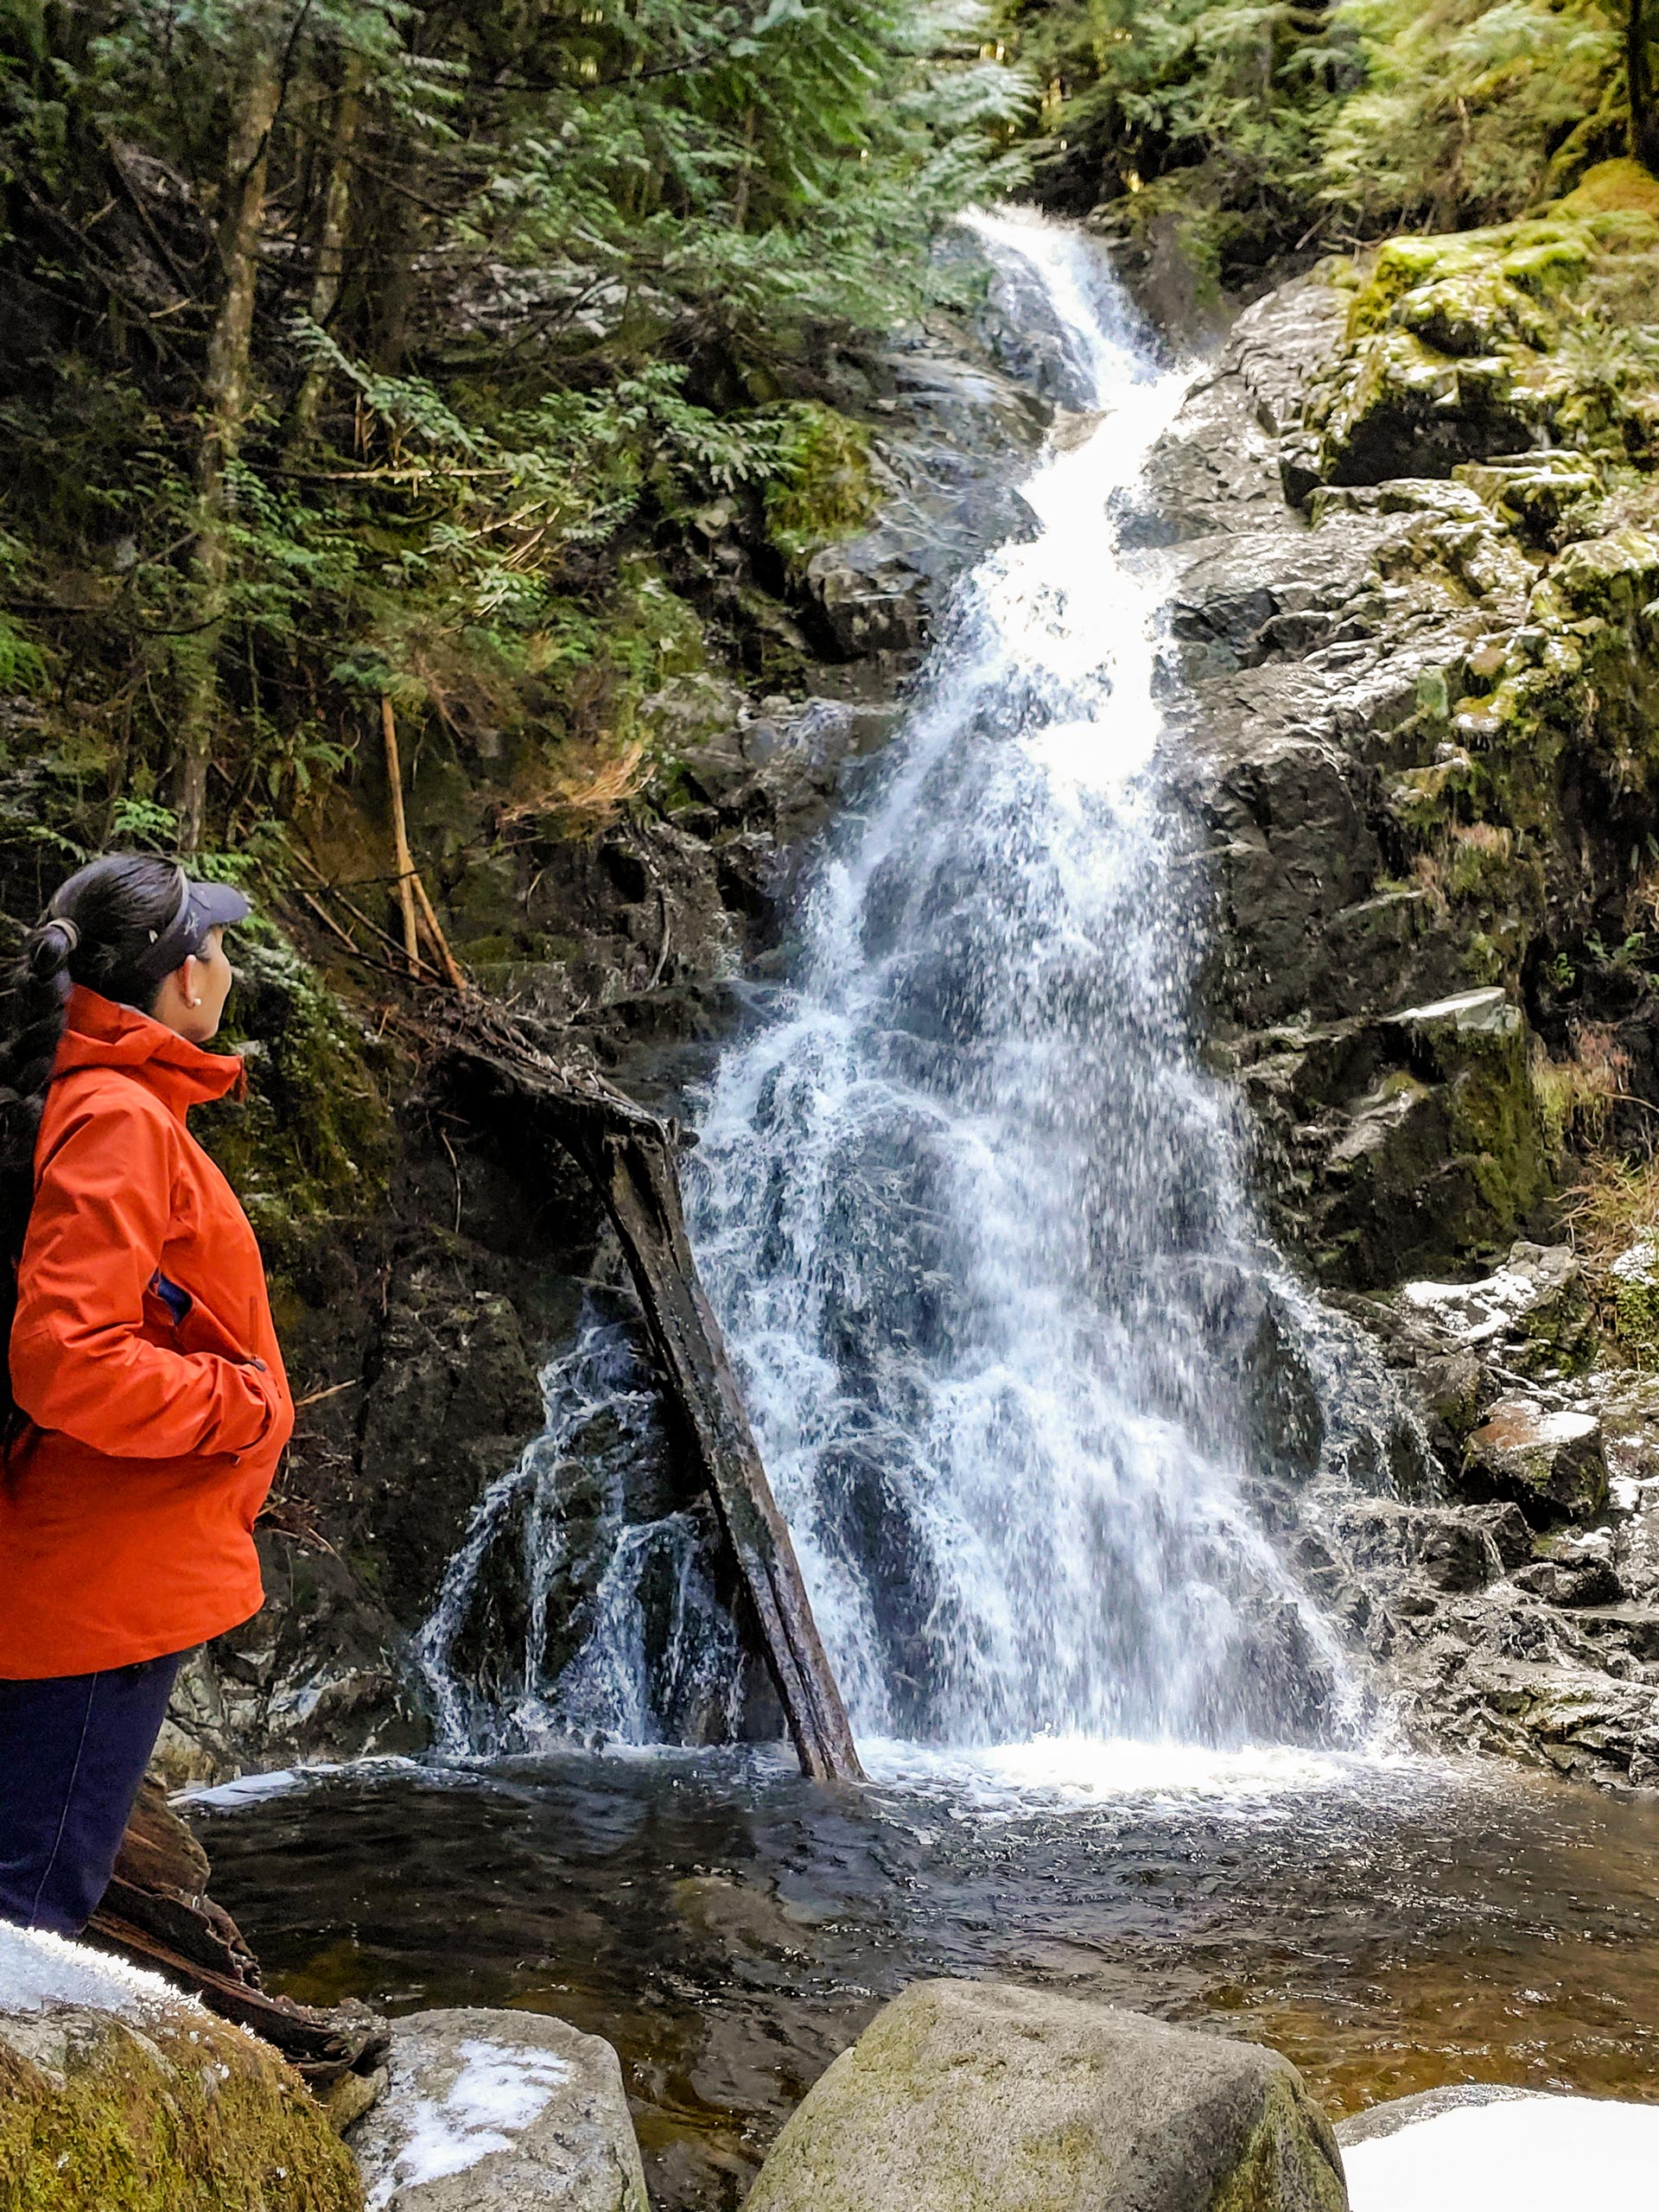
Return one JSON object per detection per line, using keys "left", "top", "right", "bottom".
{"left": 1344, "top": 2092, "right": 1659, "bottom": 2211}
{"left": 365, "top": 2037, "right": 572, "bottom": 2209}
{"left": 0, "top": 1921, "right": 200, "bottom": 2022}
{"left": 176, "top": 1754, "right": 422, "bottom": 1810}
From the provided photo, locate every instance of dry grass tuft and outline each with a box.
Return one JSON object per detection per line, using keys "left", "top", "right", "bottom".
{"left": 499, "top": 737, "right": 651, "bottom": 837}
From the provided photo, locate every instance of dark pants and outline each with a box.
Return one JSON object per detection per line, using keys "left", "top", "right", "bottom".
{"left": 0, "top": 1652, "right": 182, "bottom": 1937}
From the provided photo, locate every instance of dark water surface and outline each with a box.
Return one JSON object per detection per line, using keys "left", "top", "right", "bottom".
{"left": 200, "top": 1750, "right": 1659, "bottom": 2209}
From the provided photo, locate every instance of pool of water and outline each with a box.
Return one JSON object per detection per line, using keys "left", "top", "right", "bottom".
{"left": 199, "top": 1748, "right": 1659, "bottom": 2209}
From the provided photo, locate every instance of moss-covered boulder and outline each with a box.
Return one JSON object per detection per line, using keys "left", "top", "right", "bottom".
{"left": 0, "top": 1923, "right": 361, "bottom": 2210}
{"left": 743, "top": 1979, "right": 1346, "bottom": 2212}
{"left": 1299, "top": 163, "right": 1659, "bottom": 487}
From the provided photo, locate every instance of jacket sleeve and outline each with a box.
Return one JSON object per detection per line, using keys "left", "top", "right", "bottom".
{"left": 10, "top": 1091, "right": 282, "bottom": 1461}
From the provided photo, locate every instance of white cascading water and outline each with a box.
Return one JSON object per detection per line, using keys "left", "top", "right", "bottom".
{"left": 684, "top": 209, "right": 1353, "bottom": 1753}
{"left": 420, "top": 211, "right": 1385, "bottom": 1769}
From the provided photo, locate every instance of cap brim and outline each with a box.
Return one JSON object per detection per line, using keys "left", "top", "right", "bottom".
{"left": 188, "top": 880, "right": 252, "bottom": 932}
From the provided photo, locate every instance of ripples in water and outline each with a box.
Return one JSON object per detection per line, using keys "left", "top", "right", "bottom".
{"left": 200, "top": 1751, "right": 1659, "bottom": 2209}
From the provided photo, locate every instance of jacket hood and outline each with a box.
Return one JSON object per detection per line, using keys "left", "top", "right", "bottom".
{"left": 55, "top": 986, "right": 245, "bottom": 1115}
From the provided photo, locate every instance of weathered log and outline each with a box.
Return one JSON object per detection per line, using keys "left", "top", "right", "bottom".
{"left": 436, "top": 1014, "right": 864, "bottom": 1785}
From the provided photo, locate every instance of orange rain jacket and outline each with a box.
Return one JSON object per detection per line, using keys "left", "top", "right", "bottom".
{"left": 0, "top": 986, "right": 294, "bottom": 1678}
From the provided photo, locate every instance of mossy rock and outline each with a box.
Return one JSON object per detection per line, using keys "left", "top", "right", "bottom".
{"left": 0, "top": 1948, "right": 360, "bottom": 2210}
{"left": 744, "top": 1979, "right": 1345, "bottom": 2212}
{"left": 197, "top": 931, "right": 395, "bottom": 1273}
{"left": 1606, "top": 1242, "right": 1659, "bottom": 1364}
{"left": 1310, "top": 168, "right": 1659, "bottom": 486}
{"left": 1500, "top": 236, "right": 1592, "bottom": 298}
{"left": 1557, "top": 159, "right": 1659, "bottom": 225}
{"left": 763, "top": 402, "right": 880, "bottom": 576}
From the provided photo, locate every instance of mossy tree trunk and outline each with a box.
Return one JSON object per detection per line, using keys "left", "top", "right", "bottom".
{"left": 288, "top": 57, "right": 363, "bottom": 454}
{"left": 1631, "top": 0, "right": 1659, "bottom": 173}
{"left": 174, "top": 40, "right": 284, "bottom": 853}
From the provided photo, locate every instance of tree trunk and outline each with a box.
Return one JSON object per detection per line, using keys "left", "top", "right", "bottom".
{"left": 438, "top": 1021, "right": 865, "bottom": 1785}
{"left": 1632, "top": 0, "right": 1659, "bottom": 173}
{"left": 288, "top": 60, "right": 362, "bottom": 454}
{"left": 173, "top": 43, "right": 283, "bottom": 852}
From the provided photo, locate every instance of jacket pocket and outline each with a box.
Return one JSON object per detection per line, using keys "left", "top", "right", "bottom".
{"left": 143, "top": 1270, "right": 194, "bottom": 1335}
{"left": 175, "top": 1294, "right": 252, "bottom": 1366}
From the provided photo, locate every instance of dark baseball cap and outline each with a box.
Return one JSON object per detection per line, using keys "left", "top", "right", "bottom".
{"left": 129, "top": 868, "right": 251, "bottom": 987}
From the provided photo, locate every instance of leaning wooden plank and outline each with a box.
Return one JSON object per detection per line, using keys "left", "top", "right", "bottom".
{"left": 437, "top": 1019, "right": 865, "bottom": 1786}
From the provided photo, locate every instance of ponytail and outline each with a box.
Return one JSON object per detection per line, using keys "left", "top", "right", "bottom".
{"left": 0, "top": 855, "right": 186, "bottom": 1432}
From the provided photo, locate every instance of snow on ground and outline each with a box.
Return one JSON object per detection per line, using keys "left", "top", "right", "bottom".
{"left": 1344, "top": 2094, "right": 1659, "bottom": 2211}
{"left": 365, "top": 2037, "right": 573, "bottom": 2209}
{"left": 0, "top": 1921, "right": 199, "bottom": 2022}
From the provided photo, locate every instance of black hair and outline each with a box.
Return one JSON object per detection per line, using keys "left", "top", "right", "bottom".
{"left": 0, "top": 855, "right": 188, "bottom": 1431}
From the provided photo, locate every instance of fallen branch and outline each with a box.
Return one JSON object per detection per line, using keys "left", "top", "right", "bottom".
{"left": 86, "top": 1778, "right": 386, "bottom": 2088}
{"left": 411, "top": 866, "right": 467, "bottom": 992}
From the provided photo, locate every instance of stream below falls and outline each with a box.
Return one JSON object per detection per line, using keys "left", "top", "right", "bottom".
{"left": 203, "top": 1752, "right": 1659, "bottom": 2209}
{"left": 215, "top": 214, "right": 1659, "bottom": 2209}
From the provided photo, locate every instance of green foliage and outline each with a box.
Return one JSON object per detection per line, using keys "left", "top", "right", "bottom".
{"left": 0, "top": 0, "right": 1027, "bottom": 865}
{"left": 999, "top": 0, "right": 1631, "bottom": 286}
{"left": 998, "top": 0, "right": 1358, "bottom": 283}
{"left": 1321, "top": 0, "right": 1624, "bottom": 230}
{"left": 0, "top": 613, "right": 44, "bottom": 691}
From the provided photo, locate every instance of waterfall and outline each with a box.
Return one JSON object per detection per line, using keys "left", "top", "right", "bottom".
{"left": 420, "top": 209, "right": 1389, "bottom": 1765}
{"left": 415, "top": 1306, "right": 743, "bottom": 1758}
{"left": 683, "top": 209, "right": 1356, "bottom": 1752}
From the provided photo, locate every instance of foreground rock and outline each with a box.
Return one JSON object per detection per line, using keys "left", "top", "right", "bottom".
{"left": 348, "top": 2006, "right": 647, "bottom": 2211}
{"left": 744, "top": 1979, "right": 1345, "bottom": 2212}
{"left": 0, "top": 1921, "right": 361, "bottom": 2209}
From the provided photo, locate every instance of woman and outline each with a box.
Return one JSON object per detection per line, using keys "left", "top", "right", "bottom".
{"left": 0, "top": 854, "right": 294, "bottom": 1936}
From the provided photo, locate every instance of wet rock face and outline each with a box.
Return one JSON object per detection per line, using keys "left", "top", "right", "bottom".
{"left": 1234, "top": 988, "right": 1552, "bottom": 1287}
{"left": 1155, "top": 245, "right": 1659, "bottom": 1745}
{"left": 358, "top": 1279, "right": 548, "bottom": 1624}
{"left": 1156, "top": 183, "right": 1659, "bottom": 1291}
{"left": 1311, "top": 1239, "right": 1659, "bottom": 1788}
{"left": 743, "top": 1978, "right": 1346, "bottom": 2212}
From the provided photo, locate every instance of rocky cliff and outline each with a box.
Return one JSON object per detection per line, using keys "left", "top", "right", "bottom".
{"left": 1154, "top": 159, "right": 1659, "bottom": 1786}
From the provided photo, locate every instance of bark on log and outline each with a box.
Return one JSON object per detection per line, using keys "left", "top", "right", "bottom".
{"left": 438, "top": 1018, "right": 864, "bottom": 1785}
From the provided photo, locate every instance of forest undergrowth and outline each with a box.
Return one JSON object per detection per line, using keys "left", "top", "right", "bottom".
{"left": 0, "top": 0, "right": 1027, "bottom": 893}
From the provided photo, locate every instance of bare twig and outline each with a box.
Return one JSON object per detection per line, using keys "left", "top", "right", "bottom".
{"left": 380, "top": 696, "right": 422, "bottom": 973}
{"left": 292, "top": 1376, "right": 361, "bottom": 1409}
{"left": 435, "top": 1119, "right": 464, "bottom": 1232}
